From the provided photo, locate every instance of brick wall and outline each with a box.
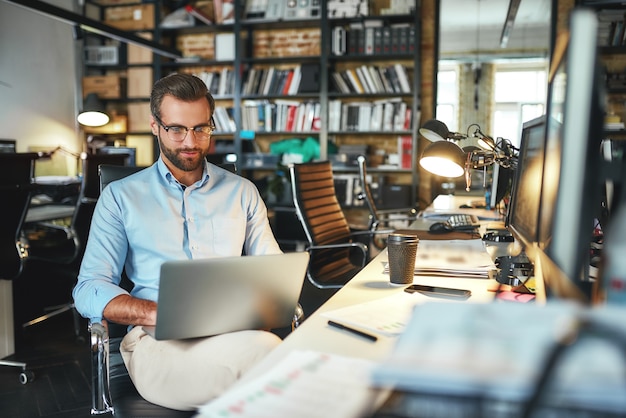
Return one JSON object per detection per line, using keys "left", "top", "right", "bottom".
{"left": 253, "top": 29, "right": 321, "bottom": 58}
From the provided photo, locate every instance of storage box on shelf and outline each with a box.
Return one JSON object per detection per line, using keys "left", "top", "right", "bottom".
{"left": 83, "top": 75, "right": 125, "bottom": 99}
{"left": 104, "top": 3, "right": 155, "bottom": 31}
{"left": 82, "top": 0, "right": 161, "bottom": 165}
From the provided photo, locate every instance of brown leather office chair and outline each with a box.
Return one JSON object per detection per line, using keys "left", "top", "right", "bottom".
{"left": 289, "top": 160, "right": 372, "bottom": 291}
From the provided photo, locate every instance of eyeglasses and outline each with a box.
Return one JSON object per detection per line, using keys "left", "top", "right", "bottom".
{"left": 154, "top": 114, "right": 216, "bottom": 142}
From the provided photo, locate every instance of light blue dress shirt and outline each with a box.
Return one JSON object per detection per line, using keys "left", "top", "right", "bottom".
{"left": 72, "top": 158, "right": 282, "bottom": 322}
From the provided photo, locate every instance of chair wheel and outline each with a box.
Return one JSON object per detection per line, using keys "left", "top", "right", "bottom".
{"left": 19, "top": 370, "right": 35, "bottom": 385}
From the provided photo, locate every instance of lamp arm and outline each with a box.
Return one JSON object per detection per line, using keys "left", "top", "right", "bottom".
{"left": 37, "top": 145, "right": 81, "bottom": 160}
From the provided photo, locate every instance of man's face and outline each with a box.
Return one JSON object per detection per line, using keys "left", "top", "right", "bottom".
{"left": 151, "top": 95, "right": 213, "bottom": 173}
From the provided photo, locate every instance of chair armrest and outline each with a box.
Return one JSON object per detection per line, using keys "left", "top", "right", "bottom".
{"left": 89, "top": 321, "right": 114, "bottom": 415}
{"left": 32, "top": 222, "right": 74, "bottom": 237}
{"left": 306, "top": 241, "right": 368, "bottom": 268}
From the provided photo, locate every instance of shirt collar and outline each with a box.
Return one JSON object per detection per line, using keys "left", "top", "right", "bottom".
{"left": 156, "top": 157, "right": 210, "bottom": 189}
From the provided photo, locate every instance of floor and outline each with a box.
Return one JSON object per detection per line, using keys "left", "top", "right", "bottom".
{"left": 0, "top": 311, "right": 92, "bottom": 418}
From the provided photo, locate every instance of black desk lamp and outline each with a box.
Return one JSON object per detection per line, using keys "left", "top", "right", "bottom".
{"left": 77, "top": 93, "right": 110, "bottom": 127}
{"left": 419, "top": 119, "right": 517, "bottom": 191}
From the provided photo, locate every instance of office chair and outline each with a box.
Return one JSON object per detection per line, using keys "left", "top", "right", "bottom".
{"left": 0, "top": 153, "right": 38, "bottom": 383}
{"left": 22, "top": 153, "right": 129, "bottom": 339}
{"left": 289, "top": 160, "right": 373, "bottom": 291}
{"left": 356, "top": 155, "right": 419, "bottom": 250}
{"left": 91, "top": 161, "right": 300, "bottom": 417}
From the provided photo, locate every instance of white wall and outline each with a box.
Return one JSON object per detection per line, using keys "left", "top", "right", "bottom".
{"left": 0, "top": 0, "right": 81, "bottom": 175}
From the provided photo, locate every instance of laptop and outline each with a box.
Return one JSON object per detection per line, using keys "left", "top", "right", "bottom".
{"left": 142, "top": 252, "right": 310, "bottom": 340}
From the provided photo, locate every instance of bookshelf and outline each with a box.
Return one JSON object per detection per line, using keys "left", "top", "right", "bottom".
{"left": 583, "top": 2, "right": 626, "bottom": 137}
{"left": 81, "top": 0, "right": 423, "bottom": 207}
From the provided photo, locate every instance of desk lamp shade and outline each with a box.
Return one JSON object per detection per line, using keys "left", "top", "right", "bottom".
{"left": 419, "top": 140, "right": 466, "bottom": 178}
{"left": 419, "top": 119, "right": 450, "bottom": 142}
{"left": 77, "top": 93, "right": 110, "bottom": 127}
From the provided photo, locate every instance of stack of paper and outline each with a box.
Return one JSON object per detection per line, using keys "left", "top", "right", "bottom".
{"left": 384, "top": 239, "right": 496, "bottom": 279}
{"left": 195, "top": 350, "right": 376, "bottom": 418}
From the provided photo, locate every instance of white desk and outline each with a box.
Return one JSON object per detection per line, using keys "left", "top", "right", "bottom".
{"left": 221, "top": 196, "right": 625, "bottom": 417}
{"left": 245, "top": 247, "right": 498, "bottom": 379}
{"left": 226, "top": 195, "right": 502, "bottom": 418}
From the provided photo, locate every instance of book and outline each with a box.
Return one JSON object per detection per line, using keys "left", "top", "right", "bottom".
{"left": 332, "top": 26, "right": 346, "bottom": 55}
{"left": 398, "top": 135, "right": 412, "bottom": 169}
{"left": 394, "top": 64, "right": 411, "bottom": 93}
{"left": 368, "top": 65, "right": 385, "bottom": 93}
{"left": 298, "top": 63, "right": 321, "bottom": 93}
{"left": 311, "top": 102, "right": 321, "bottom": 131}
{"left": 355, "top": 67, "right": 372, "bottom": 93}
{"left": 261, "top": 66, "right": 275, "bottom": 95}
{"left": 360, "top": 65, "right": 379, "bottom": 93}
{"left": 281, "top": 69, "right": 295, "bottom": 95}
{"left": 345, "top": 69, "right": 365, "bottom": 93}
{"left": 287, "top": 65, "right": 301, "bottom": 95}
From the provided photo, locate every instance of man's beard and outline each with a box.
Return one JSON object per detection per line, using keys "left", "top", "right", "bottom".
{"left": 158, "top": 134, "right": 207, "bottom": 172}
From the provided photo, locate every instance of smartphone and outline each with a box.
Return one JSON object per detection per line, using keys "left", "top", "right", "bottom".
{"left": 404, "top": 284, "right": 471, "bottom": 299}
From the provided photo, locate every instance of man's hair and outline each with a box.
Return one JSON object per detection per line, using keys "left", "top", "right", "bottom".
{"left": 150, "top": 73, "right": 215, "bottom": 119}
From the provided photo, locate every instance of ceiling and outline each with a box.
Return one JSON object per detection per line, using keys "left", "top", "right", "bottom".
{"left": 439, "top": 0, "right": 552, "bottom": 62}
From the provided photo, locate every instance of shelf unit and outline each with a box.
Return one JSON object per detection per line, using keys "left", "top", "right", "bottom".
{"left": 581, "top": 0, "right": 626, "bottom": 217}
{"left": 81, "top": 0, "right": 165, "bottom": 165}
{"left": 81, "top": 0, "right": 422, "bottom": 207}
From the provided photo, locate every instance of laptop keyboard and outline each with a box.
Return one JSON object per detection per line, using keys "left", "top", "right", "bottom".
{"left": 447, "top": 213, "right": 480, "bottom": 230}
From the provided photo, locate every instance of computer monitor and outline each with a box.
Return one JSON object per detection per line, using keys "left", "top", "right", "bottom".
{"left": 534, "top": 8, "right": 605, "bottom": 303}
{"left": 506, "top": 114, "right": 547, "bottom": 256}
{"left": 489, "top": 163, "right": 514, "bottom": 212}
{"left": 97, "top": 146, "right": 136, "bottom": 166}
{"left": 0, "top": 139, "right": 17, "bottom": 153}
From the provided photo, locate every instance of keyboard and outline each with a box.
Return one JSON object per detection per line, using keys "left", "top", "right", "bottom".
{"left": 446, "top": 213, "right": 480, "bottom": 230}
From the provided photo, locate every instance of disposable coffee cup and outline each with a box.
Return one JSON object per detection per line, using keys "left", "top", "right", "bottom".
{"left": 387, "top": 233, "right": 419, "bottom": 286}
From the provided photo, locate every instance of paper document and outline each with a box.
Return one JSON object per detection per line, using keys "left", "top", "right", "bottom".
{"left": 384, "top": 239, "right": 496, "bottom": 279}
{"left": 322, "top": 292, "right": 427, "bottom": 337}
{"left": 195, "top": 350, "right": 377, "bottom": 418}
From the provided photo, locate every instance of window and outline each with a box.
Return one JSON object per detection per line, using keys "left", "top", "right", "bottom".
{"left": 436, "top": 64, "right": 459, "bottom": 132}
{"left": 492, "top": 63, "right": 548, "bottom": 148}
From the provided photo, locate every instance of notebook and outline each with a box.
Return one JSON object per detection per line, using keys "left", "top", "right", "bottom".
{"left": 142, "top": 252, "right": 310, "bottom": 340}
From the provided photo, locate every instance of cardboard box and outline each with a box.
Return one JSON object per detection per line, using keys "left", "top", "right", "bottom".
{"left": 127, "top": 67, "right": 152, "bottom": 98}
{"left": 83, "top": 75, "right": 124, "bottom": 99}
{"left": 127, "top": 102, "right": 151, "bottom": 132}
{"left": 105, "top": 3, "right": 155, "bottom": 31}
{"left": 127, "top": 32, "right": 153, "bottom": 64}
{"left": 83, "top": 114, "right": 128, "bottom": 134}
{"left": 176, "top": 33, "right": 214, "bottom": 58}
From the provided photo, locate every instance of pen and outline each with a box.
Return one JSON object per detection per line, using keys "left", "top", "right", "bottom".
{"left": 327, "top": 320, "right": 378, "bottom": 342}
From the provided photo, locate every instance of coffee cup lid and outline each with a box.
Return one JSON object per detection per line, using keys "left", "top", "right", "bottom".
{"left": 387, "top": 233, "right": 419, "bottom": 242}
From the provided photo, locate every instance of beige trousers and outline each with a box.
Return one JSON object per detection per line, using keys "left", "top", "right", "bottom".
{"left": 120, "top": 326, "right": 282, "bottom": 411}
